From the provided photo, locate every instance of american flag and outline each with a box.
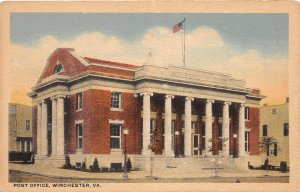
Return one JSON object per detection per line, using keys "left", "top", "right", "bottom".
{"left": 173, "top": 20, "right": 184, "bottom": 33}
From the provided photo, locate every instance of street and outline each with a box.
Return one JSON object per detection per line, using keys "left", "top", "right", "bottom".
{"left": 9, "top": 170, "right": 289, "bottom": 183}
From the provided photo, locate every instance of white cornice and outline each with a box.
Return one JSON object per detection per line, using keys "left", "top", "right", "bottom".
{"left": 135, "top": 76, "right": 250, "bottom": 94}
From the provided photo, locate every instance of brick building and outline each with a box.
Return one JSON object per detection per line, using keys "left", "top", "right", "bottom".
{"left": 29, "top": 48, "right": 263, "bottom": 171}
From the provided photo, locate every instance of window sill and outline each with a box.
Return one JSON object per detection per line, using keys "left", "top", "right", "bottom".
{"left": 76, "top": 149, "right": 83, "bottom": 154}
{"left": 110, "top": 108, "right": 123, "bottom": 112}
{"left": 110, "top": 149, "right": 123, "bottom": 152}
{"left": 76, "top": 108, "right": 83, "bottom": 112}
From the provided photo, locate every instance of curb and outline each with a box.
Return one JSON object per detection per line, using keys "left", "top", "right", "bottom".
{"left": 9, "top": 169, "right": 289, "bottom": 181}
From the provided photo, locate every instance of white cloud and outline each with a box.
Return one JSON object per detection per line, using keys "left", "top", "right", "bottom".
{"left": 9, "top": 26, "right": 288, "bottom": 105}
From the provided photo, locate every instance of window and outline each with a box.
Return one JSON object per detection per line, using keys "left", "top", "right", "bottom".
{"left": 54, "top": 64, "right": 64, "bottom": 74}
{"left": 262, "top": 125, "right": 268, "bottom": 137}
{"left": 9, "top": 105, "right": 16, "bottom": 115}
{"left": 76, "top": 123, "right": 83, "bottom": 150}
{"left": 283, "top": 123, "right": 289, "bottom": 136}
{"left": 26, "top": 140, "right": 31, "bottom": 152}
{"left": 111, "top": 92, "right": 121, "bottom": 109}
{"left": 21, "top": 141, "right": 25, "bottom": 152}
{"left": 192, "top": 121, "right": 196, "bottom": 130}
{"left": 171, "top": 120, "right": 175, "bottom": 150}
{"left": 218, "top": 125, "right": 222, "bottom": 137}
{"left": 110, "top": 124, "right": 121, "bottom": 149}
{"left": 150, "top": 119, "right": 156, "bottom": 134}
{"left": 245, "top": 107, "right": 250, "bottom": 120}
{"left": 272, "top": 108, "right": 276, "bottom": 115}
{"left": 25, "top": 120, "right": 30, "bottom": 130}
{"left": 181, "top": 121, "right": 185, "bottom": 129}
{"left": 162, "top": 120, "right": 165, "bottom": 149}
{"left": 111, "top": 163, "right": 122, "bottom": 171}
{"left": 245, "top": 131, "right": 249, "bottom": 152}
{"left": 218, "top": 125, "right": 223, "bottom": 150}
{"left": 76, "top": 92, "right": 83, "bottom": 110}
{"left": 202, "top": 125, "right": 206, "bottom": 149}
{"left": 273, "top": 142, "right": 278, "bottom": 156}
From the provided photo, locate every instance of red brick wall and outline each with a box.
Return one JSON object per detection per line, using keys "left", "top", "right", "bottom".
{"left": 65, "top": 89, "right": 138, "bottom": 154}
{"left": 246, "top": 107, "right": 260, "bottom": 155}
{"left": 64, "top": 91, "right": 260, "bottom": 156}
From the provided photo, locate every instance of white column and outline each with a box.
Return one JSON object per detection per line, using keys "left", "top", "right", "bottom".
{"left": 239, "top": 104, "right": 245, "bottom": 157}
{"left": 24, "top": 141, "right": 27, "bottom": 152}
{"left": 141, "top": 92, "right": 153, "bottom": 156}
{"left": 41, "top": 100, "right": 48, "bottom": 156}
{"left": 164, "top": 94, "right": 174, "bottom": 157}
{"left": 184, "top": 97, "right": 194, "bottom": 157}
{"left": 37, "top": 102, "right": 42, "bottom": 156}
{"left": 51, "top": 97, "right": 57, "bottom": 157}
{"left": 222, "top": 101, "right": 231, "bottom": 156}
{"left": 205, "top": 99, "right": 214, "bottom": 155}
{"left": 56, "top": 96, "right": 65, "bottom": 157}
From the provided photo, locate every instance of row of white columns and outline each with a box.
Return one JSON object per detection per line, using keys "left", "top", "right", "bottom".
{"left": 20, "top": 140, "right": 32, "bottom": 152}
{"left": 141, "top": 93, "right": 246, "bottom": 157}
{"left": 37, "top": 96, "right": 65, "bottom": 158}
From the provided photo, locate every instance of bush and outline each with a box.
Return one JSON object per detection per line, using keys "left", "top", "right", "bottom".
{"left": 127, "top": 158, "right": 132, "bottom": 172}
{"left": 63, "top": 155, "right": 72, "bottom": 169}
{"left": 82, "top": 158, "right": 87, "bottom": 170}
{"left": 90, "top": 158, "right": 100, "bottom": 172}
{"left": 101, "top": 167, "right": 109, "bottom": 172}
{"left": 280, "top": 161, "right": 288, "bottom": 173}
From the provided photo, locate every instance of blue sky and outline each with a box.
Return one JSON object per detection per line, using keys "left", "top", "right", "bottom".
{"left": 10, "top": 13, "right": 289, "bottom": 105}
{"left": 11, "top": 13, "right": 288, "bottom": 57}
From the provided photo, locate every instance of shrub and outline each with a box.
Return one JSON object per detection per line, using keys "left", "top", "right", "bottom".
{"left": 90, "top": 158, "right": 100, "bottom": 172}
{"left": 127, "top": 158, "right": 132, "bottom": 172}
{"left": 280, "top": 161, "right": 288, "bottom": 173}
{"left": 82, "top": 158, "right": 87, "bottom": 170}
{"left": 31, "top": 154, "right": 35, "bottom": 164}
{"left": 63, "top": 155, "right": 72, "bottom": 169}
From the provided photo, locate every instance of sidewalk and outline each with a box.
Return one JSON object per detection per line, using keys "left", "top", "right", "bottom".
{"left": 9, "top": 163, "right": 289, "bottom": 180}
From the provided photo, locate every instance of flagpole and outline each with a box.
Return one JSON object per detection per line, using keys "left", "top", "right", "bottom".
{"left": 183, "top": 18, "right": 186, "bottom": 67}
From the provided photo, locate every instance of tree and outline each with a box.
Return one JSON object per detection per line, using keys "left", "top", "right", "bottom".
{"left": 90, "top": 158, "right": 100, "bottom": 172}
{"left": 63, "top": 155, "right": 72, "bottom": 169}
{"left": 259, "top": 136, "right": 278, "bottom": 157}
{"left": 259, "top": 136, "right": 279, "bottom": 174}
{"left": 127, "top": 157, "right": 132, "bottom": 172}
{"left": 208, "top": 137, "right": 228, "bottom": 154}
{"left": 148, "top": 126, "right": 159, "bottom": 152}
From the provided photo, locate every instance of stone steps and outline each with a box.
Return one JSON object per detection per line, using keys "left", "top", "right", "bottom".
{"left": 136, "top": 156, "right": 249, "bottom": 175}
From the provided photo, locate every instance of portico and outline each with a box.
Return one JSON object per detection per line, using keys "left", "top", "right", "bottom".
{"left": 36, "top": 95, "right": 66, "bottom": 161}
{"left": 138, "top": 92, "right": 246, "bottom": 158}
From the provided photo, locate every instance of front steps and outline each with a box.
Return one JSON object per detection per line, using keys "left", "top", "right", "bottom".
{"left": 135, "top": 156, "right": 249, "bottom": 178}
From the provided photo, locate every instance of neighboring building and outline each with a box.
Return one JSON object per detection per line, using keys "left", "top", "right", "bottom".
{"left": 9, "top": 103, "right": 33, "bottom": 152}
{"left": 259, "top": 99, "right": 289, "bottom": 166}
{"left": 29, "top": 48, "right": 263, "bottom": 171}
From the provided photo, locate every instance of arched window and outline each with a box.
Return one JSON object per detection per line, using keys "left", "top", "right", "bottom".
{"left": 54, "top": 64, "right": 64, "bottom": 74}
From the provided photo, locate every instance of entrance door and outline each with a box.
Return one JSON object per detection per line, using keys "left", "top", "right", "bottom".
{"left": 193, "top": 134, "right": 200, "bottom": 156}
